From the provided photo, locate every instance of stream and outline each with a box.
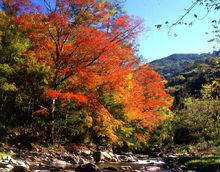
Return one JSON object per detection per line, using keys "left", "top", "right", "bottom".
{"left": 33, "top": 158, "right": 220, "bottom": 172}
{"left": 98, "top": 160, "right": 172, "bottom": 172}
{"left": 1, "top": 148, "right": 220, "bottom": 172}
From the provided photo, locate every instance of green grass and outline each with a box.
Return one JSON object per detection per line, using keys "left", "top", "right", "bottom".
{"left": 185, "top": 156, "right": 220, "bottom": 171}
{"left": 187, "top": 156, "right": 220, "bottom": 165}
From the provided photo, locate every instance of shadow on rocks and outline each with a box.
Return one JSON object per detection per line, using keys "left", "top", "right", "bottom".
{"left": 75, "top": 163, "right": 101, "bottom": 172}
{"left": 12, "top": 166, "right": 28, "bottom": 172}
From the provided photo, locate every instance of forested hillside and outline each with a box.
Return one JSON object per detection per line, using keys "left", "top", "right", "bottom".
{"left": 150, "top": 50, "right": 220, "bottom": 80}
{"left": 151, "top": 53, "right": 220, "bottom": 153}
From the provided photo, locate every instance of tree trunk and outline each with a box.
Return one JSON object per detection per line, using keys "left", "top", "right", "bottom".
{"left": 48, "top": 99, "right": 56, "bottom": 144}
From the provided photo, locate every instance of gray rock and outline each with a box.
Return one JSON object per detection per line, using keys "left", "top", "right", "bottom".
{"left": 128, "top": 155, "right": 136, "bottom": 162}
{"left": 118, "top": 155, "right": 136, "bottom": 162}
{"left": 75, "top": 163, "right": 100, "bottom": 172}
{"left": 16, "top": 160, "right": 29, "bottom": 169}
{"left": 51, "top": 159, "right": 72, "bottom": 169}
{"left": 6, "top": 164, "right": 14, "bottom": 169}
{"left": 0, "top": 157, "right": 29, "bottom": 172}
{"left": 101, "top": 151, "right": 112, "bottom": 161}
{"left": 93, "top": 151, "right": 118, "bottom": 163}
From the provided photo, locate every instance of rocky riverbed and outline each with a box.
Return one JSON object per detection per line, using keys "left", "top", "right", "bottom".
{"left": 0, "top": 144, "right": 201, "bottom": 172}
{"left": 0, "top": 144, "right": 182, "bottom": 172}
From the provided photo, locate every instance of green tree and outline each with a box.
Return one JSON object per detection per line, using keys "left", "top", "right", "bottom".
{"left": 174, "top": 81, "right": 220, "bottom": 145}
{"left": 0, "top": 11, "right": 29, "bottom": 123}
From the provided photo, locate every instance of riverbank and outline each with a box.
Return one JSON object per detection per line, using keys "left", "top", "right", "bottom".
{"left": 1, "top": 143, "right": 220, "bottom": 171}
{"left": 0, "top": 144, "right": 220, "bottom": 172}
{"left": 0, "top": 143, "right": 172, "bottom": 171}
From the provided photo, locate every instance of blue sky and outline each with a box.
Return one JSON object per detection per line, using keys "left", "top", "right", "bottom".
{"left": 29, "top": 0, "right": 218, "bottom": 61}
{"left": 124, "top": 0, "right": 218, "bottom": 61}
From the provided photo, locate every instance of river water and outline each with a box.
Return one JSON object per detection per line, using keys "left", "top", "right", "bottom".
{"left": 33, "top": 158, "right": 220, "bottom": 172}
{"left": 34, "top": 159, "right": 180, "bottom": 172}
{"left": 98, "top": 159, "right": 165, "bottom": 171}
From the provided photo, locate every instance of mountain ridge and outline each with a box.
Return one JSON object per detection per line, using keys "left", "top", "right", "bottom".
{"left": 150, "top": 50, "right": 220, "bottom": 80}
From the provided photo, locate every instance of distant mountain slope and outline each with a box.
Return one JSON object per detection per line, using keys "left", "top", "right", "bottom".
{"left": 150, "top": 51, "right": 220, "bottom": 146}
{"left": 150, "top": 50, "right": 220, "bottom": 80}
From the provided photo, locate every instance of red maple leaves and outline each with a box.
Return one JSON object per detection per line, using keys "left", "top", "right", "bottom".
{"left": 4, "top": 0, "right": 172, "bottom": 142}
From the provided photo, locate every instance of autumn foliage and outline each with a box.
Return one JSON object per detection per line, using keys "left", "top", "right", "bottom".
{"left": 0, "top": 0, "right": 172, "bottom": 146}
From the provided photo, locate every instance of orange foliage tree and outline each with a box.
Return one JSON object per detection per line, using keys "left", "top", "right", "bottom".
{"left": 2, "top": 0, "right": 172, "bottom": 145}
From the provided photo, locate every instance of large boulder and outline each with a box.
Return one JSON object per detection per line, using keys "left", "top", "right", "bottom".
{"left": 93, "top": 151, "right": 118, "bottom": 163}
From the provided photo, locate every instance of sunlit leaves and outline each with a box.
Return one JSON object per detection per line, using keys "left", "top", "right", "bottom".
{"left": 44, "top": 89, "right": 88, "bottom": 104}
